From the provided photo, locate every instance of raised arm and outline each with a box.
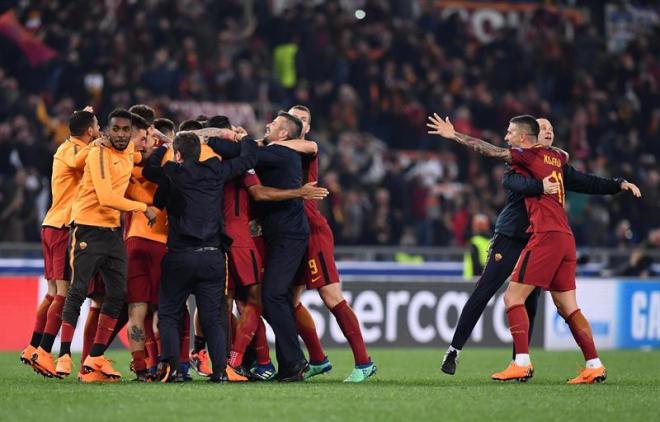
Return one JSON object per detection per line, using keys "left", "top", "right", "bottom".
{"left": 427, "top": 113, "right": 511, "bottom": 162}
{"left": 192, "top": 128, "right": 239, "bottom": 142}
{"left": 152, "top": 128, "right": 172, "bottom": 144}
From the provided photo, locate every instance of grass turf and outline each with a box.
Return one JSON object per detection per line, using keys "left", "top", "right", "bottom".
{"left": 1, "top": 348, "right": 658, "bottom": 421}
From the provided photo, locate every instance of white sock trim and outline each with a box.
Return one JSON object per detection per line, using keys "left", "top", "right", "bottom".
{"left": 515, "top": 353, "right": 531, "bottom": 366}
{"left": 585, "top": 358, "right": 602, "bottom": 368}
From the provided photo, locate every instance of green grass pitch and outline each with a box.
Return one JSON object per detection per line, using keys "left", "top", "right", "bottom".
{"left": 1, "top": 348, "right": 658, "bottom": 421}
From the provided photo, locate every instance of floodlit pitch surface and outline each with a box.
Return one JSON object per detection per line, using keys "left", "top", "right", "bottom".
{"left": 2, "top": 348, "right": 658, "bottom": 421}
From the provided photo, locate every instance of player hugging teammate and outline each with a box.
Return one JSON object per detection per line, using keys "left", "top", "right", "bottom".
{"left": 428, "top": 113, "right": 641, "bottom": 384}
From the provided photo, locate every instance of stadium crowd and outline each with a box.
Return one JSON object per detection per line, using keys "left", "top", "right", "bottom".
{"left": 0, "top": 0, "right": 658, "bottom": 253}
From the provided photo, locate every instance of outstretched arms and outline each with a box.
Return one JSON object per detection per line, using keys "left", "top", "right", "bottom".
{"left": 427, "top": 113, "right": 512, "bottom": 162}
{"left": 563, "top": 165, "right": 641, "bottom": 197}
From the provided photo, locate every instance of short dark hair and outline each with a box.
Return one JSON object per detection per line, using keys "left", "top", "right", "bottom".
{"left": 510, "top": 115, "right": 540, "bottom": 137}
{"left": 107, "top": 108, "right": 133, "bottom": 124}
{"left": 178, "top": 119, "right": 204, "bottom": 131}
{"left": 129, "top": 104, "right": 156, "bottom": 125}
{"left": 291, "top": 104, "right": 311, "bottom": 124}
{"left": 130, "top": 113, "right": 150, "bottom": 131}
{"left": 173, "top": 132, "right": 201, "bottom": 162}
{"left": 154, "top": 118, "right": 176, "bottom": 134}
{"left": 207, "top": 115, "right": 231, "bottom": 129}
{"left": 69, "top": 111, "right": 96, "bottom": 136}
{"left": 195, "top": 114, "right": 209, "bottom": 124}
{"left": 277, "top": 111, "right": 303, "bottom": 139}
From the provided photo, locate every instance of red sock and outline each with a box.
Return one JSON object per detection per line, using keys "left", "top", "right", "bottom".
{"left": 82, "top": 307, "right": 100, "bottom": 363}
{"left": 331, "top": 300, "right": 370, "bottom": 365}
{"left": 253, "top": 318, "right": 271, "bottom": 365}
{"left": 179, "top": 308, "right": 190, "bottom": 363}
{"left": 61, "top": 321, "right": 76, "bottom": 344}
{"left": 144, "top": 315, "right": 158, "bottom": 364}
{"left": 566, "top": 309, "right": 598, "bottom": 360}
{"left": 93, "top": 313, "right": 118, "bottom": 348}
{"left": 131, "top": 350, "right": 147, "bottom": 372}
{"left": 30, "top": 293, "right": 54, "bottom": 346}
{"left": 507, "top": 304, "right": 530, "bottom": 355}
{"left": 43, "top": 295, "right": 65, "bottom": 336}
{"left": 294, "top": 303, "right": 325, "bottom": 363}
{"left": 229, "top": 303, "right": 261, "bottom": 367}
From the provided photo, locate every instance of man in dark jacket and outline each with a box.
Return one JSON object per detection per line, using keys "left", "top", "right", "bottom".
{"left": 204, "top": 112, "right": 311, "bottom": 381}
{"left": 144, "top": 132, "right": 257, "bottom": 383}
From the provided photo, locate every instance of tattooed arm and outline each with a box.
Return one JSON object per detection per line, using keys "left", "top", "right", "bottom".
{"left": 427, "top": 113, "right": 512, "bottom": 163}
{"left": 452, "top": 132, "right": 512, "bottom": 162}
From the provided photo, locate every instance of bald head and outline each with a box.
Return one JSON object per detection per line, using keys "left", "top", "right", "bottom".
{"left": 537, "top": 118, "right": 554, "bottom": 146}
{"left": 472, "top": 213, "right": 490, "bottom": 234}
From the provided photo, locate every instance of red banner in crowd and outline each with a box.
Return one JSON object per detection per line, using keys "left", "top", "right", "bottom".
{"left": 0, "top": 10, "right": 56, "bottom": 66}
{"left": 434, "top": 1, "right": 584, "bottom": 43}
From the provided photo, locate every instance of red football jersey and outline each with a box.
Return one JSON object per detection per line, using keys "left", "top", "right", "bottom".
{"left": 302, "top": 153, "right": 328, "bottom": 229}
{"left": 223, "top": 170, "right": 260, "bottom": 247}
{"left": 510, "top": 146, "right": 572, "bottom": 235}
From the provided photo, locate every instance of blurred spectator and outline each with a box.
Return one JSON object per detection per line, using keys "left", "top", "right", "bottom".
{"left": 616, "top": 246, "right": 654, "bottom": 278}
{"left": 463, "top": 214, "right": 491, "bottom": 280}
{"left": 0, "top": 0, "right": 657, "bottom": 254}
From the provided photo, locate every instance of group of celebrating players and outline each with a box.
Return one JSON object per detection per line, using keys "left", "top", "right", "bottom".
{"left": 19, "top": 99, "right": 642, "bottom": 385}
{"left": 20, "top": 103, "right": 377, "bottom": 383}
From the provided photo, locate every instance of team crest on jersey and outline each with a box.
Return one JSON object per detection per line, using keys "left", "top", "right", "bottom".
{"left": 495, "top": 253, "right": 502, "bottom": 262}
{"left": 79, "top": 242, "right": 87, "bottom": 250}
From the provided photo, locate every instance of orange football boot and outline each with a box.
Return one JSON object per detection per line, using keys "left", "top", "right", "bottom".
{"left": 190, "top": 349, "right": 212, "bottom": 377}
{"left": 78, "top": 370, "right": 108, "bottom": 383}
{"left": 226, "top": 366, "right": 248, "bottom": 382}
{"left": 491, "top": 362, "right": 534, "bottom": 382}
{"left": 78, "top": 369, "right": 120, "bottom": 383}
{"left": 83, "top": 355, "right": 121, "bottom": 379}
{"left": 567, "top": 366, "right": 607, "bottom": 384}
{"left": 31, "top": 347, "right": 59, "bottom": 378}
{"left": 56, "top": 354, "right": 72, "bottom": 378}
{"left": 20, "top": 345, "right": 36, "bottom": 366}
